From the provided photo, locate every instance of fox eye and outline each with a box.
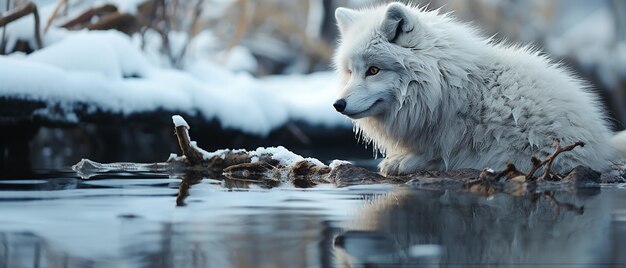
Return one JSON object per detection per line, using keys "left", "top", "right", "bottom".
{"left": 366, "top": 66, "right": 380, "bottom": 76}
{"left": 347, "top": 69, "right": 352, "bottom": 75}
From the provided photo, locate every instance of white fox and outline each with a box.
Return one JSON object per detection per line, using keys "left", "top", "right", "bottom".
{"left": 332, "top": 2, "right": 621, "bottom": 176}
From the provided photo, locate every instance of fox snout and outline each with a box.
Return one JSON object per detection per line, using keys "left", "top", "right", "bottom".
{"left": 333, "top": 99, "right": 347, "bottom": 112}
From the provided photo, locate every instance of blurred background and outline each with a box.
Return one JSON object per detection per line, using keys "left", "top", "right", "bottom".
{"left": 1, "top": 0, "right": 625, "bottom": 175}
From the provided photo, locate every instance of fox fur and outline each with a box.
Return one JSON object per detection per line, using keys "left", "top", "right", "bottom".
{"left": 333, "top": 2, "right": 620, "bottom": 176}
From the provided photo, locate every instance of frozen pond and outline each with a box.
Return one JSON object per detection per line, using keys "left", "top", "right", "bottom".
{"left": 0, "top": 172, "right": 625, "bottom": 267}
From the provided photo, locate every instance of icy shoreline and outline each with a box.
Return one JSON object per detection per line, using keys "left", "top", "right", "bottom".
{"left": 0, "top": 30, "right": 348, "bottom": 135}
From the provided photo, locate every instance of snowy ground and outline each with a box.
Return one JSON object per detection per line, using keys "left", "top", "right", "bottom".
{"left": 0, "top": 1, "right": 349, "bottom": 136}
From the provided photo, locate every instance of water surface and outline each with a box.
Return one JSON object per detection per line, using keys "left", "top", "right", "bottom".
{"left": 1, "top": 172, "right": 625, "bottom": 267}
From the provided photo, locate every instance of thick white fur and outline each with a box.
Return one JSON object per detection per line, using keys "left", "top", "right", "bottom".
{"left": 333, "top": 2, "right": 620, "bottom": 176}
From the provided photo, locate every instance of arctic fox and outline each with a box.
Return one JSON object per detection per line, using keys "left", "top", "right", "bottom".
{"left": 332, "top": 2, "right": 620, "bottom": 176}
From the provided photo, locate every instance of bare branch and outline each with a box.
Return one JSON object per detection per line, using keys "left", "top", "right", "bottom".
{"left": 60, "top": 4, "right": 117, "bottom": 29}
{"left": 525, "top": 139, "right": 585, "bottom": 181}
{"left": 0, "top": 1, "right": 42, "bottom": 49}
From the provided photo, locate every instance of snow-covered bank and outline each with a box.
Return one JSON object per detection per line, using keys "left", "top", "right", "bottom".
{"left": 0, "top": 30, "right": 348, "bottom": 135}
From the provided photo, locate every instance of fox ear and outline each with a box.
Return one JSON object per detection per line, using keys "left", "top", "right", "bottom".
{"left": 381, "top": 3, "right": 416, "bottom": 46}
{"left": 335, "top": 7, "right": 358, "bottom": 34}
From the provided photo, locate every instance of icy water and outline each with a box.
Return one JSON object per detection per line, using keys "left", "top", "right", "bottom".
{"left": 1, "top": 171, "right": 626, "bottom": 268}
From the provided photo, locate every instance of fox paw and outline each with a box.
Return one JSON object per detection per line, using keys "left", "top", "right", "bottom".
{"left": 379, "top": 157, "right": 401, "bottom": 176}
{"left": 379, "top": 154, "right": 423, "bottom": 176}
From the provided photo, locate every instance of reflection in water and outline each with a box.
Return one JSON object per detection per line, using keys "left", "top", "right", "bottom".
{"left": 334, "top": 188, "right": 624, "bottom": 267}
{"left": 0, "top": 176, "right": 352, "bottom": 267}
{"left": 0, "top": 176, "right": 625, "bottom": 268}
{"left": 176, "top": 172, "right": 203, "bottom": 207}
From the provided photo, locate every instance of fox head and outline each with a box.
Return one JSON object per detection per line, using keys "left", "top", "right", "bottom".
{"left": 332, "top": 2, "right": 484, "bottom": 154}
{"left": 332, "top": 2, "right": 431, "bottom": 120}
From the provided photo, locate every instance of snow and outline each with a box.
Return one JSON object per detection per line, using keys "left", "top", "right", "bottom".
{"left": 0, "top": 29, "right": 348, "bottom": 135}
{"left": 250, "top": 146, "right": 324, "bottom": 167}
{"left": 28, "top": 31, "right": 150, "bottom": 79}
{"left": 167, "top": 153, "right": 178, "bottom": 162}
{"left": 172, "top": 115, "right": 189, "bottom": 129}
{"left": 191, "top": 145, "right": 325, "bottom": 167}
{"left": 189, "top": 141, "right": 216, "bottom": 160}
{"left": 329, "top": 160, "right": 352, "bottom": 170}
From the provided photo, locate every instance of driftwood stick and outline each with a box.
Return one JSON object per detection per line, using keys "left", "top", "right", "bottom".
{"left": 170, "top": 115, "right": 331, "bottom": 186}
{"left": 174, "top": 124, "right": 205, "bottom": 166}
{"left": 0, "top": 2, "right": 42, "bottom": 49}
{"left": 72, "top": 158, "right": 183, "bottom": 179}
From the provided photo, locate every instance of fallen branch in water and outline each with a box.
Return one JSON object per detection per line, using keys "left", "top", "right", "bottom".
{"left": 73, "top": 115, "right": 623, "bottom": 193}
{"left": 70, "top": 115, "right": 618, "bottom": 214}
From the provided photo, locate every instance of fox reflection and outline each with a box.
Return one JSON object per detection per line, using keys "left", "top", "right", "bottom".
{"left": 334, "top": 189, "right": 612, "bottom": 267}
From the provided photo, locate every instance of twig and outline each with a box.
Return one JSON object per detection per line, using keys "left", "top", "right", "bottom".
{"left": 540, "top": 139, "right": 585, "bottom": 180}
{"left": 525, "top": 139, "right": 585, "bottom": 181}
{"left": 0, "top": 1, "right": 42, "bottom": 49}
{"left": 43, "top": 0, "right": 67, "bottom": 33}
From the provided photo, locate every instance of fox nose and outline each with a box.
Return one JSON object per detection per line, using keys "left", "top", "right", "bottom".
{"left": 333, "top": 99, "right": 346, "bottom": 112}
